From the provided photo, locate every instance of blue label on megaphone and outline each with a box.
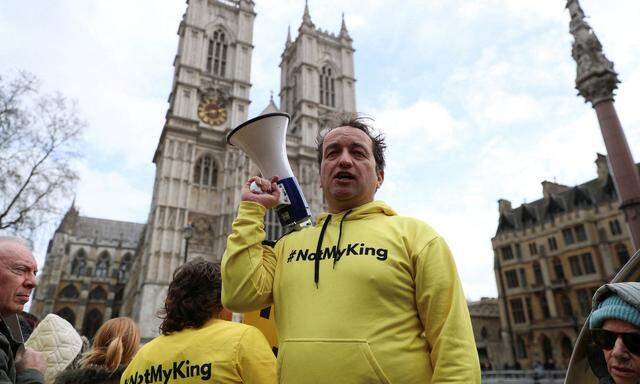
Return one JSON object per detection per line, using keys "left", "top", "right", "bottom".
{"left": 275, "top": 177, "right": 311, "bottom": 228}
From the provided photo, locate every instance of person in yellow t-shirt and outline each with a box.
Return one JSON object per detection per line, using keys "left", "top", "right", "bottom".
{"left": 121, "top": 258, "right": 276, "bottom": 384}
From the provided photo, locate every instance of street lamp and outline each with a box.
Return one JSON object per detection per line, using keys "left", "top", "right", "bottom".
{"left": 182, "top": 223, "right": 194, "bottom": 263}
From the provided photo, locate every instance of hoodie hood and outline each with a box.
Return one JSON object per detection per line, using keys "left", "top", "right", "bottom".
{"left": 316, "top": 200, "right": 397, "bottom": 224}
{"left": 592, "top": 282, "right": 640, "bottom": 311}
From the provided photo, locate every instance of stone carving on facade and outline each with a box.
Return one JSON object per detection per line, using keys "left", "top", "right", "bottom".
{"left": 189, "top": 212, "right": 217, "bottom": 254}
{"left": 567, "top": 0, "right": 619, "bottom": 106}
{"left": 199, "top": 82, "right": 231, "bottom": 111}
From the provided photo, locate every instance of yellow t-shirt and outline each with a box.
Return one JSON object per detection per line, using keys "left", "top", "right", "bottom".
{"left": 121, "top": 319, "right": 276, "bottom": 384}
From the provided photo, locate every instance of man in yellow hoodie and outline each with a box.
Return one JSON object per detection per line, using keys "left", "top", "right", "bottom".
{"left": 222, "top": 116, "right": 481, "bottom": 383}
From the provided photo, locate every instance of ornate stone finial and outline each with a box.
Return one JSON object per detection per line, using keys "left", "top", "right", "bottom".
{"left": 566, "top": 0, "right": 619, "bottom": 106}
{"left": 340, "top": 12, "right": 351, "bottom": 39}
{"left": 286, "top": 24, "right": 292, "bottom": 46}
{"left": 301, "top": 0, "right": 315, "bottom": 29}
{"left": 270, "top": 90, "right": 274, "bottom": 102}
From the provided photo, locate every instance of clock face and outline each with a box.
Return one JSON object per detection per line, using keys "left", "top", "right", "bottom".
{"left": 198, "top": 98, "right": 227, "bottom": 126}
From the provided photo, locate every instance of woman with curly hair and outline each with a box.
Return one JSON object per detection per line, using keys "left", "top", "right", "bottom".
{"left": 55, "top": 317, "right": 140, "bottom": 384}
{"left": 121, "top": 258, "right": 276, "bottom": 383}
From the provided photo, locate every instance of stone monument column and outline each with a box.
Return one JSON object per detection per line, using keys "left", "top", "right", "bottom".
{"left": 567, "top": 0, "right": 640, "bottom": 251}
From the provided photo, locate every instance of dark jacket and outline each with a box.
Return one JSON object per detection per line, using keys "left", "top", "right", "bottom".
{"left": 0, "top": 319, "right": 43, "bottom": 384}
{"left": 54, "top": 365, "right": 125, "bottom": 384}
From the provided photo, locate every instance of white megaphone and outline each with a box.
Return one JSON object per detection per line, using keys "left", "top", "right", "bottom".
{"left": 227, "top": 112, "right": 312, "bottom": 231}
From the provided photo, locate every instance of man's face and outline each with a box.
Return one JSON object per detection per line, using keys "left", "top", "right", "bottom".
{"left": 602, "top": 319, "right": 640, "bottom": 384}
{"left": 0, "top": 241, "right": 38, "bottom": 316}
{"left": 320, "top": 126, "right": 384, "bottom": 213}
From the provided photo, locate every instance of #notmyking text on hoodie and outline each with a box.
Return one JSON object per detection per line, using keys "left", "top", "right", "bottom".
{"left": 286, "top": 242, "right": 388, "bottom": 263}
{"left": 122, "top": 359, "right": 212, "bottom": 384}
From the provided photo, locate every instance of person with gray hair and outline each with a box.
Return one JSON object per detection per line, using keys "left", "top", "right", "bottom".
{"left": 588, "top": 282, "right": 640, "bottom": 384}
{"left": 0, "top": 236, "right": 47, "bottom": 383}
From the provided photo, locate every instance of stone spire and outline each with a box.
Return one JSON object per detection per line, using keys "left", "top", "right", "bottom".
{"left": 567, "top": 0, "right": 619, "bottom": 106}
{"left": 260, "top": 91, "right": 279, "bottom": 115}
{"left": 339, "top": 12, "right": 351, "bottom": 40}
{"left": 58, "top": 199, "right": 79, "bottom": 234}
{"left": 300, "top": 0, "right": 315, "bottom": 30}
{"left": 286, "top": 24, "right": 292, "bottom": 47}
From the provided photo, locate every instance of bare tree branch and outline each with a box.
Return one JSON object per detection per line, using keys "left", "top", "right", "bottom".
{"left": 0, "top": 71, "right": 84, "bottom": 237}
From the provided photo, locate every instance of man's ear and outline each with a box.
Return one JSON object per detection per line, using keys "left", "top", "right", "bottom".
{"left": 376, "top": 170, "right": 384, "bottom": 189}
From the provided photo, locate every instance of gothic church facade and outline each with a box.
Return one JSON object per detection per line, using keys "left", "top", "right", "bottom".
{"left": 33, "top": 0, "right": 356, "bottom": 341}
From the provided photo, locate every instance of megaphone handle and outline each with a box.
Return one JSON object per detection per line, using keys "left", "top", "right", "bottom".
{"left": 250, "top": 181, "right": 290, "bottom": 206}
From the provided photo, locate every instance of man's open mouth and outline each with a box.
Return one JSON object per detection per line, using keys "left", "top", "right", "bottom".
{"left": 334, "top": 172, "right": 355, "bottom": 180}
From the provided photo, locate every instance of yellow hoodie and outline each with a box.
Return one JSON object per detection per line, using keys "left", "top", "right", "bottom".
{"left": 222, "top": 200, "right": 480, "bottom": 383}
{"left": 120, "top": 319, "right": 276, "bottom": 384}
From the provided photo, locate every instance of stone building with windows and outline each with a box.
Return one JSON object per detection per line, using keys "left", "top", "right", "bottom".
{"left": 492, "top": 154, "right": 637, "bottom": 369}
{"left": 468, "top": 297, "right": 515, "bottom": 370}
{"left": 30, "top": 204, "right": 145, "bottom": 339}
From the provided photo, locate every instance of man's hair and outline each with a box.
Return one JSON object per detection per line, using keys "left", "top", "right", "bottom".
{"left": 81, "top": 317, "right": 140, "bottom": 372}
{"left": 159, "top": 258, "right": 223, "bottom": 335}
{"left": 0, "top": 236, "right": 32, "bottom": 251}
{"left": 315, "top": 114, "right": 387, "bottom": 173}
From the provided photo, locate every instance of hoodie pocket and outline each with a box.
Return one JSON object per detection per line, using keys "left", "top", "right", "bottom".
{"left": 278, "top": 338, "right": 391, "bottom": 384}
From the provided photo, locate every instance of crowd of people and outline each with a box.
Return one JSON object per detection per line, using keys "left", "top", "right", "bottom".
{"left": 1, "top": 116, "right": 640, "bottom": 383}
{"left": 0, "top": 235, "right": 274, "bottom": 384}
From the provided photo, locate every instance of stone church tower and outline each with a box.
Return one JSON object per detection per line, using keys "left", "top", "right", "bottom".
{"left": 275, "top": 3, "right": 357, "bottom": 231}
{"left": 122, "top": 0, "right": 257, "bottom": 340}
{"left": 120, "top": 0, "right": 357, "bottom": 341}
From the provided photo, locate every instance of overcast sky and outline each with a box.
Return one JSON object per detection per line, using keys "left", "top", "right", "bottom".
{"left": 2, "top": 0, "right": 639, "bottom": 300}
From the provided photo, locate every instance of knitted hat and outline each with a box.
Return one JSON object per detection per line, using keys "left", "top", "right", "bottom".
{"left": 590, "top": 295, "right": 640, "bottom": 329}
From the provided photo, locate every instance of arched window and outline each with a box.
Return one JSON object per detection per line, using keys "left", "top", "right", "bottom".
{"left": 515, "top": 336, "right": 527, "bottom": 359}
{"left": 95, "top": 252, "right": 110, "bottom": 278}
{"left": 553, "top": 257, "right": 565, "bottom": 280}
{"left": 616, "top": 243, "right": 630, "bottom": 269}
{"left": 56, "top": 307, "right": 76, "bottom": 327}
{"left": 561, "top": 336, "right": 573, "bottom": 358}
{"left": 82, "top": 309, "right": 103, "bottom": 339}
{"left": 89, "top": 286, "right": 107, "bottom": 301}
{"left": 206, "top": 29, "right": 228, "bottom": 77}
{"left": 541, "top": 335, "right": 553, "bottom": 362}
{"left": 319, "top": 65, "right": 336, "bottom": 108}
{"left": 118, "top": 253, "right": 132, "bottom": 282}
{"left": 59, "top": 284, "right": 80, "bottom": 299}
{"left": 560, "top": 294, "right": 574, "bottom": 318}
{"left": 533, "top": 261, "right": 543, "bottom": 285}
{"left": 193, "top": 155, "right": 218, "bottom": 187}
{"left": 481, "top": 327, "right": 488, "bottom": 340}
{"left": 71, "top": 249, "right": 87, "bottom": 276}
{"left": 114, "top": 286, "right": 125, "bottom": 302}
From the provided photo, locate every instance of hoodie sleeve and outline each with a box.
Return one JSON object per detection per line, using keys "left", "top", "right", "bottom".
{"left": 236, "top": 327, "right": 277, "bottom": 384}
{"left": 414, "top": 236, "right": 481, "bottom": 383}
{"left": 222, "top": 201, "right": 278, "bottom": 312}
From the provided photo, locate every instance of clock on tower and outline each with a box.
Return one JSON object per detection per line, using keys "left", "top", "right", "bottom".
{"left": 198, "top": 97, "right": 227, "bottom": 126}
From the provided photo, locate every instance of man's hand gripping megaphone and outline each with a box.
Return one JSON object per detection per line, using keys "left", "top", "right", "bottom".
{"left": 242, "top": 176, "right": 281, "bottom": 209}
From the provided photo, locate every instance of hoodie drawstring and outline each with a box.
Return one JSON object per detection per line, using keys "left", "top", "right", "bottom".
{"left": 333, "top": 210, "right": 352, "bottom": 269}
{"left": 314, "top": 215, "right": 331, "bottom": 288}
{"left": 314, "top": 210, "right": 353, "bottom": 287}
